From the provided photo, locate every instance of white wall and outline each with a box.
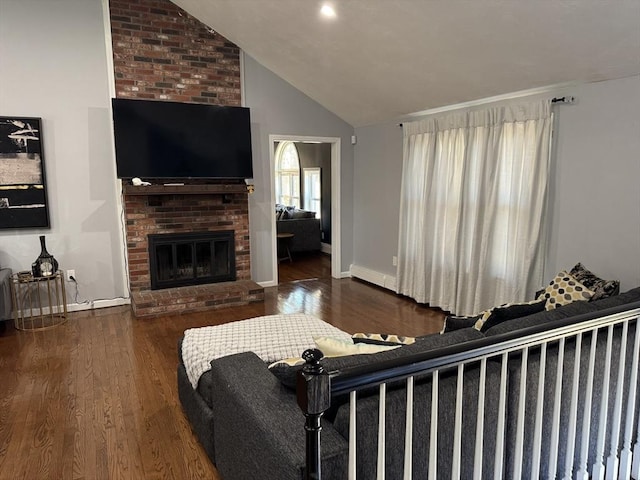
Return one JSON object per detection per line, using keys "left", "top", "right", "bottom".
{"left": 0, "top": 0, "right": 127, "bottom": 306}
{"left": 353, "top": 75, "right": 640, "bottom": 293}
{"left": 242, "top": 54, "right": 355, "bottom": 283}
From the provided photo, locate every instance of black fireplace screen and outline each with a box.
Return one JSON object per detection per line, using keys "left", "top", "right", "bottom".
{"left": 148, "top": 231, "right": 236, "bottom": 290}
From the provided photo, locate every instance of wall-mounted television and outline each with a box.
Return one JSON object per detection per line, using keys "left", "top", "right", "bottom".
{"left": 111, "top": 98, "right": 253, "bottom": 179}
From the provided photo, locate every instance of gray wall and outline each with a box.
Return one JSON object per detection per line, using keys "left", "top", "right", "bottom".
{"left": 545, "top": 75, "right": 640, "bottom": 290}
{"left": 3, "top": 0, "right": 635, "bottom": 304}
{"left": 0, "top": 2, "right": 355, "bottom": 301}
{"left": 296, "top": 142, "right": 332, "bottom": 244}
{"left": 353, "top": 75, "right": 640, "bottom": 292}
{"left": 243, "top": 54, "right": 354, "bottom": 282}
{"left": 352, "top": 122, "right": 404, "bottom": 275}
{"left": 0, "top": 0, "right": 127, "bottom": 304}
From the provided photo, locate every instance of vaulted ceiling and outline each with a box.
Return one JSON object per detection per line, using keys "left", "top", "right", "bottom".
{"left": 172, "top": 0, "right": 640, "bottom": 127}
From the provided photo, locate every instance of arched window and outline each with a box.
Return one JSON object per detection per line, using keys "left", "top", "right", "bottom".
{"left": 275, "top": 141, "right": 300, "bottom": 207}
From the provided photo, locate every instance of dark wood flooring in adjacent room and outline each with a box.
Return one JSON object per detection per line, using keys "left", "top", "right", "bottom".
{"left": 278, "top": 250, "right": 331, "bottom": 283}
{"left": 0, "top": 276, "right": 444, "bottom": 480}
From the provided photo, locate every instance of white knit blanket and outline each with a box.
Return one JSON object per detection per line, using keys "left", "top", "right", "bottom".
{"left": 181, "top": 313, "right": 351, "bottom": 388}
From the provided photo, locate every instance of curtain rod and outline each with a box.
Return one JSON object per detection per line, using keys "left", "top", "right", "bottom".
{"left": 398, "top": 95, "right": 576, "bottom": 127}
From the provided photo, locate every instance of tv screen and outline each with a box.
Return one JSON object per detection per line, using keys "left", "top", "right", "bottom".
{"left": 111, "top": 98, "right": 253, "bottom": 179}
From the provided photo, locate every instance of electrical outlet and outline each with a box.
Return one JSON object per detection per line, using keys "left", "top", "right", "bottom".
{"left": 392, "top": 256, "right": 398, "bottom": 266}
{"left": 67, "top": 269, "right": 76, "bottom": 281}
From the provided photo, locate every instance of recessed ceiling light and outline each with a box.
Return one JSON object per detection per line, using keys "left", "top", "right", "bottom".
{"left": 320, "top": 4, "right": 336, "bottom": 18}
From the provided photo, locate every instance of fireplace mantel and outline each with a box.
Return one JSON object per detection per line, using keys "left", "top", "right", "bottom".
{"left": 123, "top": 184, "right": 248, "bottom": 196}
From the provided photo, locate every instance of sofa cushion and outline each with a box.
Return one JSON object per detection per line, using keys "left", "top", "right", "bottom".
{"left": 352, "top": 332, "right": 416, "bottom": 346}
{"left": 314, "top": 336, "right": 400, "bottom": 356}
{"left": 269, "top": 328, "right": 485, "bottom": 389}
{"left": 484, "top": 287, "right": 640, "bottom": 337}
{"left": 440, "top": 315, "right": 480, "bottom": 334}
{"left": 536, "top": 271, "right": 594, "bottom": 310}
{"left": 290, "top": 209, "right": 316, "bottom": 219}
{"left": 473, "top": 299, "right": 546, "bottom": 332}
{"left": 569, "top": 262, "right": 620, "bottom": 301}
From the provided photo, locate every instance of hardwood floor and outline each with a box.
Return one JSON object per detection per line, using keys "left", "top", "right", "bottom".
{"left": 0, "top": 277, "right": 444, "bottom": 479}
{"left": 278, "top": 250, "right": 331, "bottom": 283}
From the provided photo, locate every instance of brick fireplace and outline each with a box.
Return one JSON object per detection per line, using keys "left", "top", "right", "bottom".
{"left": 123, "top": 182, "right": 263, "bottom": 317}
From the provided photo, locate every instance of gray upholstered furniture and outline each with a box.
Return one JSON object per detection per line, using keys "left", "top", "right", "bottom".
{"left": 0, "top": 266, "right": 12, "bottom": 334}
{"left": 276, "top": 205, "right": 321, "bottom": 253}
{"left": 177, "top": 288, "right": 640, "bottom": 480}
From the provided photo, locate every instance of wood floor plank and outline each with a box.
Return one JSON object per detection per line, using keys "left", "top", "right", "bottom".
{"left": 0, "top": 275, "right": 444, "bottom": 479}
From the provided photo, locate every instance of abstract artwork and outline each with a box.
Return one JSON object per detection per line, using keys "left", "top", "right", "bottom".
{"left": 0, "top": 117, "right": 50, "bottom": 229}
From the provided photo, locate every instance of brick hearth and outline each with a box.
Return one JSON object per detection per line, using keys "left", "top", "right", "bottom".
{"left": 122, "top": 183, "right": 263, "bottom": 317}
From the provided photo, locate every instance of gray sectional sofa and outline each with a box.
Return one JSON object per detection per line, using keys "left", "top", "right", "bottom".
{"left": 275, "top": 205, "right": 321, "bottom": 252}
{"left": 0, "top": 266, "right": 12, "bottom": 335}
{"left": 177, "top": 287, "right": 640, "bottom": 480}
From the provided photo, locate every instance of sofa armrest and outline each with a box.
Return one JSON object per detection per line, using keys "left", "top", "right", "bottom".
{"left": 0, "top": 268, "right": 12, "bottom": 321}
{"left": 209, "top": 351, "right": 347, "bottom": 480}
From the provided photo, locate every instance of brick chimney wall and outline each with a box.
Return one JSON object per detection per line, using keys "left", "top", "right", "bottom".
{"left": 109, "top": 0, "right": 241, "bottom": 105}
{"left": 108, "top": 1, "right": 260, "bottom": 315}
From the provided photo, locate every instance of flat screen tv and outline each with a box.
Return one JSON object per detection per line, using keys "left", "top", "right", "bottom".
{"left": 111, "top": 98, "right": 253, "bottom": 179}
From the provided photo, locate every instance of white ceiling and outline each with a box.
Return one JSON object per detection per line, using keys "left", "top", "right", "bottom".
{"left": 172, "top": 0, "right": 640, "bottom": 127}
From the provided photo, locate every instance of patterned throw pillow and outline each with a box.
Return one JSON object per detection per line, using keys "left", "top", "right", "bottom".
{"left": 569, "top": 263, "right": 620, "bottom": 301}
{"left": 536, "top": 271, "right": 594, "bottom": 310}
{"left": 472, "top": 299, "right": 547, "bottom": 332}
{"left": 352, "top": 333, "right": 416, "bottom": 345}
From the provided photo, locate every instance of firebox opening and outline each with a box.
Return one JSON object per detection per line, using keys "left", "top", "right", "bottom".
{"left": 148, "top": 231, "right": 236, "bottom": 290}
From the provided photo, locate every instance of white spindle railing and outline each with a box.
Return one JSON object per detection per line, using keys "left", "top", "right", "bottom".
{"left": 494, "top": 353, "right": 508, "bottom": 480}
{"left": 633, "top": 406, "right": 640, "bottom": 479}
{"left": 531, "top": 343, "right": 547, "bottom": 479}
{"left": 593, "top": 325, "right": 614, "bottom": 480}
{"left": 513, "top": 347, "right": 529, "bottom": 479}
{"left": 577, "top": 329, "right": 599, "bottom": 480}
{"left": 473, "top": 358, "right": 487, "bottom": 480}
{"left": 334, "top": 308, "right": 639, "bottom": 480}
{"left": 549, "top": 337, "right": 566, "bottom": 478}
{"left": 349, "top": 391, "right": 357, "bottom": 480}
{"left": 403, "top": 377, "right": 414, "bottom": 480}
{"left": 377, "top": 384, "right": 386, "bottom": 480}
{"left": 452, "top": 364, "right": 464, "bottom": 480}
{"left": 564, "top": 333, "right": 583, "bottom": 480}
{"left": 607, "top": 321, "right": 629, "bottom": 478}
{"left": 619, "top": 321, "right": 640, "bottom": 480}
{"left": 428, "top": 371, "right": 438, "bottom": 480}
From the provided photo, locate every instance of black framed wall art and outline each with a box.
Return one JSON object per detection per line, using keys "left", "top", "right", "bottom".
{"left": 0, "top": 117, "right": 51, "bottom": 229}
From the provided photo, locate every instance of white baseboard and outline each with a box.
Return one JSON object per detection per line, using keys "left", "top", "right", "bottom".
{"left": 258, "top": 280, "right": 277, "bottom": 288}
{"left": 349, "top": 264, "right": 397, "bottom": 291}
{"left": 321, "top": 242, "right": 332, "bottom": 255}
{"left": 14, "top": 297, "right": 130, "bottom": 318}
{"left": 67, "top": 297, "right": 130, "bottom": 312}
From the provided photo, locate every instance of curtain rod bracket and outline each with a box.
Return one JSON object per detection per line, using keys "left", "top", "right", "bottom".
{"left": 551, "top": 96, "right": 576, "bottom": 104}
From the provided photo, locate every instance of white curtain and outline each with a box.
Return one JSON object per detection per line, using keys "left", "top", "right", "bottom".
{"left": 396, "top": 100, "right": 553, "bottom": 316}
